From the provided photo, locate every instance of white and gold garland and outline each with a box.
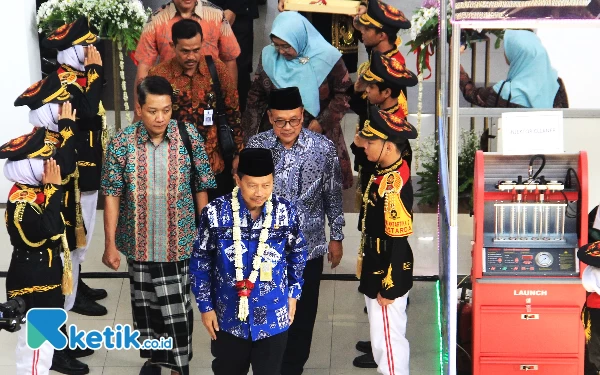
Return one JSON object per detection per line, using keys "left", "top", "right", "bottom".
{"left": 117, "top": 41, "right": 132, "bottom": 124}
{"left": 231, "top": 186, "right": 273, "bottom": 321}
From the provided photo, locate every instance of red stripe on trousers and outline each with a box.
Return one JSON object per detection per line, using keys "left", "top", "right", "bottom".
{"left": 382, "top": 306, "right": 395, "bottom": 374}
{"left": 32, "top": 349, "right": 39, "bottom": 375}
{"left": 384, "top": 306, "right": 396, "bottom": 374}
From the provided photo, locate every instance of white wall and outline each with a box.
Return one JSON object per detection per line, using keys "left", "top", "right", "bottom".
{"left": 538, "top": 28, "right": 600, "bottom": 109}
{"left": 0, "top": 0, "right": 42, "bottom": 198}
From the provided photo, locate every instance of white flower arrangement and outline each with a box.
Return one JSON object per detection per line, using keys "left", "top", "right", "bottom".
{"left": 409, "top": 6, "right": 440, "bottom": 42}
{"left": 37, "top": 0, "right": 150, "bottom": 126}
{"left": 231, "top": 186, "right": 274, "bottom": 322}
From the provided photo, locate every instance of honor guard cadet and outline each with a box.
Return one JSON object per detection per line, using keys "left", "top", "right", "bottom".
{"left": 352, "top": 50, "right": 418, "bottom": 201}
{"left": 4, "top": 79, "right": 79, "bottom": 375}
{"left": 350, "top": 51, "right": 417, "bottom": 368}
{"left": 355, "top": 0, "right": 411, "bottom": 66}
{"left": 42, "top": 16, "right": 108, "bottom": 318}
{"left": 355, "top": 106, "right": 418, "bottom": 375}
{"left": 15, "top": 74, "right": 92, "bottom": 373}
{"left": 351, "top": 0, "right": 412, "bottom": 136}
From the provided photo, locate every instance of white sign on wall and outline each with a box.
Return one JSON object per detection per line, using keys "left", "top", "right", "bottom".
{"left": 497, "top": 111, "right": 564, "bottom": 155}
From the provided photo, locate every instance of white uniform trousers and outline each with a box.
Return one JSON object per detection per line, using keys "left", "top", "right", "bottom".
{"left": 16, "top": 328, "right": 54, "bottom": 375}
{"left": 63, "top": 190, "right": 98, "bottom": 311}
{"left": 365, "top": 293, "right": 410, "bottom": 375}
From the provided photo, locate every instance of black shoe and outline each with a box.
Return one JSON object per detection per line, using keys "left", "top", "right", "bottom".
{"left": 78, "top": 279, "right": 108, "bottom": 301}
{"left": 71, "top": 294, "right": 108, "bottom": 316}
{"left": 355, "top": 340, "right": 372, "bottom": 354}
{"left": 51, "top": 350, "right": 90, "bottom": 375}
{"left": 353, "top": 353, "right": 377, "bottom": 369}
{"left": 139, "top": 361, "right": 161, "bottom": 375}
{"left": 65, "top": 346, "right": 94, "bottom": 358}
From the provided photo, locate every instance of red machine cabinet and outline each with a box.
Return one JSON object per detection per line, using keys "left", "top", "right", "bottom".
{"left": 471, "top": 151, "right": 588, "bottom": 375}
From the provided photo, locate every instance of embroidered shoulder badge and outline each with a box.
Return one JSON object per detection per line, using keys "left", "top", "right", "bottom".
{"left": 379, "top": 171, "right": 413, "bottom": 237}
{"left": 9, "top": 189, "right": 37, "bottom": 204}
{"left": 59, "top": 72, "right": 78, "bottom": 86}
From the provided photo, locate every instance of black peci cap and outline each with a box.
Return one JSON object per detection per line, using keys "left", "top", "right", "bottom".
{"left": 268, "top": 87, "right": 303, "bottom": 111}
{"left": 238, "top": 148, "right": 275, "bottom": 177}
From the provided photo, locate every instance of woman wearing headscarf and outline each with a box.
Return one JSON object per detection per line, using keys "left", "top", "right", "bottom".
{"left": 460, "top": 29, "right": 569, "bottom": 109}
{"left": 1, "top": 98, "right": 78, "bottom": 375}
{"left": 459, "top": 30, "right": 568, "bottom": 151}
{"left": 242, "top": 11, "right": 354, "bottom": 190}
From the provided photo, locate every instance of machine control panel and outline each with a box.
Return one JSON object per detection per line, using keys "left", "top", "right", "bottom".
{"left": 483, "top": 247, "right": 578, "bottom": 276}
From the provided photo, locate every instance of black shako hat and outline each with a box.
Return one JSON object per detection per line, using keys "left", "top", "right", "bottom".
{"left": 360, "top": 105, "right": 417, "bottom": 142}
{"left": 41, "top": 17, "right": 98, "bottom": 51}
{"left": 0, "top": 127, "right": 59, "bottom": 161}
{"left": 268, "top": 87, "right": 303, "bottom": 110}
{"left": 238, "top": 148, "right": 275, "bottom": 177}
{"left": 578, "top": 241, "right": 600, "bottom": 268}
{"left": 358, "top": 0, "right": 411, "bottom": 33}
{"left": 364, "top": 51, "right": 418, "bottom": 90}
{"left": 14, "top": 72, "right": 71, "bottom": 110}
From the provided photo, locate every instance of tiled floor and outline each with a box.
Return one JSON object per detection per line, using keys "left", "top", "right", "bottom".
{"left": 0, "top": 207, "right": 476, "bottom": 374}
{"left": 0, "top": 278, "right": 441, "bottom": 375}
{"left": 0, "top": 0, "right": 485, "bottom": 373}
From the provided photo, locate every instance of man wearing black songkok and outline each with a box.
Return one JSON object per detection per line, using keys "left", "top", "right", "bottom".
{"left": 191, "top": 148, "right": 308, "bottom": 375}
{"left": 247, "top": 87, "right": 345, "bottom": 375}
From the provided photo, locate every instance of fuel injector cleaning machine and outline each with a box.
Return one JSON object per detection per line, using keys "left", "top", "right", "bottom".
{"left": 471, "top": 151, "right": 588, "bottom": 374}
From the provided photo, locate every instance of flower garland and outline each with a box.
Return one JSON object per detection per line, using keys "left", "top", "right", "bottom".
{"left": 231, "top": 186, "right": 274, "bottom": 321}
{"left": 117, "top": 41, "right": 132, "bottom": 124}
{"left": 414, "top": 72, "right": 424, "bottom": 171}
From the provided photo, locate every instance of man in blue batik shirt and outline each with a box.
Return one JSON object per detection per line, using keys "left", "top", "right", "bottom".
{"left": 246, "top": 87, "right": 345, "bottom": 375}
{"left": 191, "top": 147, "right": 308, "bottom": 375}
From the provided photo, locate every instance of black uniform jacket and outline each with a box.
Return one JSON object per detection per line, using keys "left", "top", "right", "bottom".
{"left": 57, "top": 63, "right": 104, "bottom": 192}
{"left": 357, "top": 157, "right": 414, "bottom": 300}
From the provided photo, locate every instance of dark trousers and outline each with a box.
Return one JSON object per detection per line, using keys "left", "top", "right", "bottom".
{"left": 281, "top": 256, "right": 324, "bottom": 375}
{"left": 212, "top": 330, "right": 288, "bottom": 375}
{"left": 230, "top": 14, "right": 254, "bottom": 112}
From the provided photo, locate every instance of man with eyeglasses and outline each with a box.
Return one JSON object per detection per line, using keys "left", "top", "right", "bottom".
{"left": 247, "top": 87, "right": 345, "bottom": 375}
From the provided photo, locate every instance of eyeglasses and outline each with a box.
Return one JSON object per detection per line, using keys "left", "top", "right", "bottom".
{"left": 270, "top": 42, "right": 294, "bottom": 52}
{"left": 273, "top": 118, "right": 302, "bottom": 128}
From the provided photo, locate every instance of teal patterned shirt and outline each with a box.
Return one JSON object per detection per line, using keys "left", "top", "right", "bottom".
{"left": 101, "top": 120, "right": 216, "bottom": 262}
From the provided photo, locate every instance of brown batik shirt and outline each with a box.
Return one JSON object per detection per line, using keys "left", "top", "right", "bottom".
{"left": 149, "top": 57, "right": 244, "bottom": 174}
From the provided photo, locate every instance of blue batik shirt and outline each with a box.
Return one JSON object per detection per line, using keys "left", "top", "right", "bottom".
{"left": 247, "top": 129, "right": 345, "bottom": 260}
{"left": 190, "top": 191, "right": 308, "bottom": 341}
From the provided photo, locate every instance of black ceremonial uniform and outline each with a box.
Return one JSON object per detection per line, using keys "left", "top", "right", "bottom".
{"left": 42, "top": 16, "right": 104, "bottom": 193}
{"left": 358, "top": 157, "right": 414, "bottom": 299}
{"left": 56, "top": 63, "right": 104, "bottom": 193}
{"left": 354, "top": 106, "right": 417, "bottom": 375}
{"left": 0, "top": 120, "right": 78, "bottom": 307}
{"left": 5, "top": 181, "right": 65, "bottom": 308}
